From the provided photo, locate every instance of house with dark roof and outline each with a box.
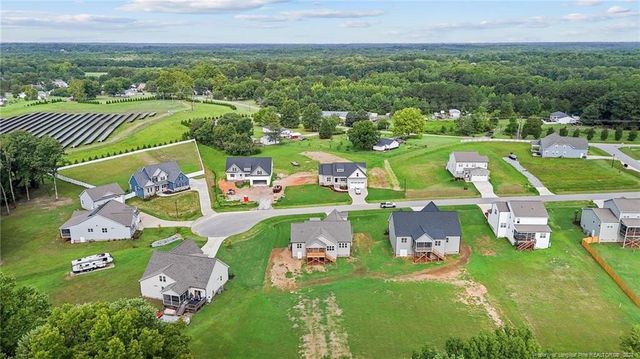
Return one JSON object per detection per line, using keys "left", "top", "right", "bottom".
{"left": 446, "top": 151, "right": 490, "bottom": 182}
{"left": 487, "top": 200, "right": 552, "bottom": 250}
{"left": 225, "top": 157, "right": 273, "bottom": 186}
{"left": 139, "top": 240, "right": 229, "bottom": 312}
{"left": 580, "top": 198, "right": 640, "bottom": 248}
{"left": 129, "top": 161, "right": 190, "bottom": 199}
{"left": 289, "top": 209, "right": 353, "bottom": 264}
{"left": 60, "top": 200, "right": 140, "bottom": 244}
{"left": 80, "top": 183, "right": 125, "bottom": 210}
{"left": 532, "top": 133, "right": 588, "bottom": 158}
{"left": 373, "top": 138, "right": 400, "bottom": 152}
{"left": 388, "top": 202, "right": 461, "bottom": 262}
{"left": 318, "top": 162, "right": 367, "bottom": 191}
{"left": 549, "top": 111, "right": 579, "bottom": 124}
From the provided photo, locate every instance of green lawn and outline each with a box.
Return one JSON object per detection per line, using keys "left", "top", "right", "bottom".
{"left": 128, "top": 191, "right": 201, "bottom": 220}
{"left": 366, "top": 188, "right": 406, "bottom": 201}
{"left": 588, "top": 146, "right": 612, "bottom": 157}
{"left": 274, "top": 184, "right": 351, "bottom": 207}
{"left": 592, "top": 243, "right": 640, "bottom": 295}
{"left": 59, "top": 141, "right": 202, "bottom": 189}
{"left": 621, "top": 146, "right": 640, "bottom": 160}
{"left": 493, "top": 120, "right": 640, "bottom": 144}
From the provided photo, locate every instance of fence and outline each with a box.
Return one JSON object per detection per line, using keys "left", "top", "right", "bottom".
{"left": 461, "top": 137, "right": 533, "bottom": 143}
{"left": 581, "top": 238, "right": 640, "bottom": 307}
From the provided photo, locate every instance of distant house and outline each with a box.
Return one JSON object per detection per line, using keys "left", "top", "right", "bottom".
{"left": 449, "top": 109, "right": 461, "bottom": 119}
{"left": 124, "top": 89, "right": 137, "bottom": 97}
{"left": 289, "top": 210, "right": 353, "bottom": 264}
{"left": 532, "top": 133, "right": 588, "bottom": 158}
{"left": 262, "top": 127, "right": 291, "bottom": 137}
{"left": 446, "top": 151, "right": 490, "bottom": 182}
{"left": 129, "top": 161, "right": 190, "bottom": 199}
{"left": 318, "top": 162, "right": 367, "bottom": 191}
{"left": 52, "top": 79, "right": 68, "bottom": 88}
{"left": 549, "top": 111, "right": 579, "bottom": 124}
{"left": 80, "top": 183, "right": 125, "bottom": 210}
{"left": 580, "top": 198, "right": 640, "bottom": 248}
{"left": 139, "top": 240, "right": 229, "bottom": 312}
{"left": 321, "top": 111, "right": 349, "bottom": 121}
{"left": 136, "top": 83, "right": 146, "bottom": 92}
{"left": 259, "top": 135, "right": 279, "bottom": 146}
{"left": 388, "top": 202, "right": 461, "bottom": 262}
{"left": 373, "top": 138, "right": 400, "bottom": 152}
{"left": 60, "top": 200, "right": 140, "bottom": 244}
{"left": 37, "top": 91, "right": 48, "bottom": 100}
{"left": 487, "top": 200, "right": 552, "bottom": 250}
{"left": 225, "top": 157, "right": 273, "bottom": 186}
{"left": 433, "top": 109, "right": 461, "bottom": 120}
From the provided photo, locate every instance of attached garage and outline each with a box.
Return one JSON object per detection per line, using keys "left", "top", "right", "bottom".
{"left": 348, "top": 180, "right": 366, "bottom": 189}
{"left": 251, "top": 179, "right": 268, "bottom": 186}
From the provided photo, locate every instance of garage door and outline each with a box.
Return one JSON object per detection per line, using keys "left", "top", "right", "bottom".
{"left": 252, "top": 180, "right": 268, "bottom": 186}
{"left": 349, "top": 180, "right": 366, "bottom": 189}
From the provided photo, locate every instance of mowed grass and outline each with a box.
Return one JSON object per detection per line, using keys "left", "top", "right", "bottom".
{"left": 463, "top": 202, "right": 640, "bottom": 352}
{"left": 128, "top": 191, "right": 201, "bottom": 220}
{"left": 274, "top": 184, "right": 351, "bottom": 207}
{"left": 621, "top": 146, "right": 640, "bottom": 160}
{"left": 592, "top": 243, "right": 640, "bottom": 295}
{"left": 59, "top": 141, "right": 202, "bottom": 189}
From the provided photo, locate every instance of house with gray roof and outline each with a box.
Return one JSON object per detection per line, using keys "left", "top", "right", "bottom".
{"left": 548, "top": 111, "right": 579, "bottom": 124}
{"left": 129, "top": 161, "right": 190, "bottom": 199}
{"left": 580, "top": 198, "right": 640, "bottom": 247}
{"left": 388, "top": 202, "right": 461, "bottom": 262}
{"left": 446, "top": 151, "right": 490, "bottom": 182}
{"left": 318, "top": 162, "right": 367, "bottom": 191}
{"left": 373, "top": 138, "right": 400, "bottom": 152}
{"left": 487, "top": 200, "right": 551, "bottom": 250}
{"left": 139, "top": 240, "right": 229, "bottom": 312}
{"left": 80, "top": 183, "right": 125, "bottom": 210}
{"left": 60, "top": 200, "right": 140, "bottom": 244}
{"left": 533, "top": 133, "right": 588, "bottom": 158}
{"left": 290, "top": 210, "right": 352, "bottom": 264}
{"left": 225, "top": 156, "right": 273, "bottom": 186}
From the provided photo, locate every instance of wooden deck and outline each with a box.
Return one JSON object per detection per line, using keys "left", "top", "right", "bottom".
{"left": 306, "top": 249, "right": 336, "bottom": 265}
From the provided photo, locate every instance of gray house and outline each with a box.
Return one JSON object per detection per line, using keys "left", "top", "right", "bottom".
{"left": 60, "top": 200, "right": 140, "bottom": 244}
{"left": 580, "top": 198, "right": 640, "bottom": 248}
{"left": 318, "top": 162, "right": 367, "bottom": 191}
{"left": 225, "top": 157, "right": 273, "bottom": 186}
{"left": 129, "top": 161, "right": 190, "bottom": 199}
{"left": 532, "top": 133, "right": 588, "bottom": 158}
{"left": 80, "top": 183, "right": 125, "bottom": 210}
{"left": 388, "top": 202, "right": 461, "bottom": 262}
{"left": 289, "top": 210, "right": 353, "bottom": 264}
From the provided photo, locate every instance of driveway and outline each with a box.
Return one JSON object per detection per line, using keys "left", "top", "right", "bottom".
{"left": 472, "top": 180, "right": 497, "bottom": 198}
{"left": 189, "top": 178, "right": 214, "bottom": 216}
{"left": 591, "top": 143, "right": 640, "bottom": 173}
{"left": 201, "top": 236, "right": 226, "bottom": 257}
{"left": 349, "top": 187, "right": 367, "bottom": 205}
{"left": 502, "top": 157, "right": 554, "bottom": 196}
{"left": 139, "top": 212, "right": 193, "bottom": 229}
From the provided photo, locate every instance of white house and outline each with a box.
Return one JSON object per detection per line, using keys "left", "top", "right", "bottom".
{"left": 449, "top": 109, "right": 461, "bottom": 119}
{"left": 373, "top": 138, "right": 400, "bottom": 152}
{"left": 225, "top": 157, "right": 273, "bottom": 186}
{"left": 140, "top": 240, "right": 229, "bottom": 310}
{"left": 79, "top": 183, "right": 125, "bottom": 210}
{"left": 446, "top": 151, "right": 490, "bottom": 182}
{"left": 487, "top": 200, "right": 552, "bottom": 250}
{"left": 318, "top": 162, "right": 367, "bottom": 191}
{"left": 549, "top": 111, "right": 579, "bottom": 124}
{"left": 580, "top": 198, "right": 640, "bottom": 247}
{"left": 59, "top": 200, "right": 141, "bottom": 244}
{"left": 259, "top": 135, "right": 279, "bottom": 146}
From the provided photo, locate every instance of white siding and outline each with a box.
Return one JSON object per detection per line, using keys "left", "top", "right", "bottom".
{"left": 67, "top": 215, "right": 138, "bottom": 243}
{"left": 140, "top": 274, "right": 176, "bottom": 300}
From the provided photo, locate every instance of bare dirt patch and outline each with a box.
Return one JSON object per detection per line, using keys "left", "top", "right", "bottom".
{"left": 266, "top": 248, "right": 302, "bottom": 291}
{"left": 302, "top": 151, "right": 349, "bottom": 164}
{"left": 394, "top": 243, "right": 472, "bottom": 281}
{"left": 369, "top": 167, "right": 390, "bottom": 189}
{"left": 276, "top": 172, "right": 317, "bottom": 187}
{"left": 384, "top": 160, "right": 401, "bottom": 190}
{"left": 476, "top": 235, "right": 497, "bottom": 256}
{"left": 455, "top": 280, "right": 504, "bottom": 327}
{"left": 353, "top": 233, "right": 374, "bottom": 255}
{"left": 30, "top": 195, "right": 73, "bottom": 210}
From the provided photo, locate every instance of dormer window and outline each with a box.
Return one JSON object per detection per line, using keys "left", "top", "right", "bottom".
{"left": 159, "top": 275, "right": 166, "bottom": 282}
{"left": 257, "top": 170, "right": 263, "bottom": 175}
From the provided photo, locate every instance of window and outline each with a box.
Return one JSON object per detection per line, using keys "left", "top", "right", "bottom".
{"left": 257, "top": 170, "right": 263, "bottom": 175}
{"left": 435, "top": 240, "right": 442, "bottom": 246}
{"left": 327, "top": 246, "right": 335, "bottom": 251}
{"left": 229, "top": 174, "right": 235, "bottom": 178}
{"left": 219, "top": 276, "right": 223, "bottom": 281}
{"left": 500, "top": 223, "right": 507, "bottom": 228}
{"left": 401, "top": 238, "right": 407, "bottom": 244}
{"left": 159, "top": 275, "right": 166, "bottom": 282}
{"left": 446, "top": 238, "right": 449, "bottom": 243}
{"left": 88, "top": 228, "right": 94, "bottom": 233}
{"left": 540, "top": 233, "right": 546, "bottom": 238}
{"left": 101, "top": 228, "right": 108, "bottom": 233}
{"left": 516, "top": 218, "right": 520, "bottom": 224}
{"left": 339, "top": 243, "right": 348, "bottom": 249}
{"left": 296, "top": 243, "right": 302, "bottom": 249}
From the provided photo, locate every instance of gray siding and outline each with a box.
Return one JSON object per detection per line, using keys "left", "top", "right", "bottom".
{"left": 541, "top": 144, "right": 587, "bottom": 158}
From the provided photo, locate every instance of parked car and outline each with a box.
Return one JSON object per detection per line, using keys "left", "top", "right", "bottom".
{"left": 226, "top": 188, "right": 236, "bottom": 195}
{"left": 273, "top": 185, "right": 283, "bottom": 193}
{"left": 508, "top": 153, "right": 518, "bottom": 161}
{"left": 380, "top": 202, "right": 396, "bottom": 208}
{"left": 354, "top": 188, "right": 362, "bottom": 195}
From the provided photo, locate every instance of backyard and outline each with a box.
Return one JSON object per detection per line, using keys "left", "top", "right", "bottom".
{"left": 592, "top": 243, "right": 640, "bottom": 294}
{"left": 128, "top": 190, "right": 202, "bottom": 221}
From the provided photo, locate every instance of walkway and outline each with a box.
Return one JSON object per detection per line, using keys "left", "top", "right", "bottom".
{"left": 201, "top": 237, "right": 226, "bottom": 257}
{"left": 591, "top": 143, "right": 640, "bottom": 173}
{"left": 139, "top": 212, "right": 193, "bottom": 229}
{"left": 472, "top": 180, "right": 497, "bottom": 198}
{"left": 502, "top": 157, "right": 554, "bottom": 196}
{"left": 348, "top": 187, "right": 368, "bottom": 205}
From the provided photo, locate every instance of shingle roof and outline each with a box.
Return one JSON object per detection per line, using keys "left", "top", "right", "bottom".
{"left": 290, "top": 214, "right": 352, "bottom": 245}
{"left": 514, "top": 224, "right": 552, "bottom": 233}
{"left": 622, "top": 218, "right": 640, "bottom": 227}
{"left": 452, "top": 151, "right": 489, "bottom": 163}
{"left": 551, "top": 111, "right": 569, "bottom": 118}
{"left": 391, "top": 204, "right": 461, "bottom": 240}
{"left": 325, "top": 209, "right": 348, "bottom": 222}
{"left": 495, "top": 201, "right": 510, "bottom": 212}
{"left": 82, "top": 183, "right": 124, "bottom": 201}
{"left": 607, "top": 198, "right": 640, "bottom": 213}
{"left": 375, "top": 138, "right": 398, "bottom": 147}
{"left": 586, "top": 208, "right": 619, "bottom": 223}
{"left": 132, "top": 161, "right": 185, "bottom": 187}
{"left": 318, "top": 162, "right": 367, "bottom": 177}
{"left": 539, "top": 133, "right": 588, "bottom": 150}
{"left": 60, "top": 200, "right": 138, "bottom": 229}
{"left": 225, "top": 157, "right": 273, "bottom": 175}
{"left": 509, "top": 201, "right": 548, "bottom": 218}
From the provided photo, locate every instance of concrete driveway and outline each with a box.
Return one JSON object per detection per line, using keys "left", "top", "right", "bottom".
{"left": 591, "top": 143, "right": 640, "bottom": 173}
{"left": 472, "top": 180, "right": 497, "bottom": 198}
{"left": 502, "top": 157, "right": 554, "bottom": 196}
{"left": 189, "top": 178, "right": 215, "bottom": 216}
{"left": 349, "top": 187, "right": 368, "bottom": 205}
{"left": 139, "top": 212, "right": 193, "bottom": 229}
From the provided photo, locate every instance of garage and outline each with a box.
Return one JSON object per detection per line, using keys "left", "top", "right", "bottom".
{"left": 251, "top": 179, "right": 268, "bottom": 186}
{"left": 348, "top": 180, "right": 366, "bottom": 189}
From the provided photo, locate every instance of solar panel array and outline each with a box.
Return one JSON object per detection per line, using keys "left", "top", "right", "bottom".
{"left": 0, "top": 112, "right": 156, "bottom": 148}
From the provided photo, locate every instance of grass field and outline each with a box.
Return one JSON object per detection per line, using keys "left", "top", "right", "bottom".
{"left": 493, "top": 120, "right": 640, "bottom": 144}
{"left": 59, "top": 141, "right": 202, "bottom": 189}
{"left": 621, "top": 146, "right": 640, "bottom": 160}
{"left": 592, "top": 243, "right": 640, "bottom": 295}
{"left": 274, "top": 184, "right": 351, "bottom": 207}
{"left": 128, "top": 191, "right": 202, "bottom": 220}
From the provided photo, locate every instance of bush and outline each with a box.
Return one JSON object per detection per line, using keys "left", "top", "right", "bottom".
{"left": 600, "top": 128, "right": 609, "bottom": 141}
{"left": 628, "top": 129, "right": 638, "bottom": 142}
{"left": 615, "top": 128, "right": 624, "bottom": 141}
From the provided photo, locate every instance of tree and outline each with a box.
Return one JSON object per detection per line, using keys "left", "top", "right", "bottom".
{"left": 620, "top": 325, "right": 640, "bottom": 355}
{"left": 628, "top": 129, "right": 638, "bottom": 142}
{"left": 615, "top": 127, "right": 624, "bottom": 141}
{"left": 156, "top": 69, "right": 193, "bottom": 99}
{"left": 392, "top": 107, "right": 425, "bottom": 137}
{"left": 103, "top": 77, "right": 130, "bottom": 96}
{"left": 586, "top": 128, "right": 596, "bottom": 141}
{"left": 0, "top": 272, "right": 51, "bottom": 357}
{"left": 21, "top": 86, "right": 38, "bottom": 101}
{"left": 377, "top": 119, "right": 389, "bottom": 130}
{"left": 559, "top": 127, "right": 569, "bottom": 136}
{"left": 504, "top": 118, "right": 518, "bottom": 137}
{"left": 68, "top": 79, "right": 99, "bottom": 101}
{"left": 301, "top": 103, "right": 322, "bottom": 131}
{"left": 600, "top": 128, "right": 609, "bottom": 141}
{"left": 572, "top": 128, "right": 581, "bottom": 137}
{"left": 546, "top": 127, "right": 555, "bottom": 136}
{"left": 279, "top": 99, "right": 300, "bottom": 129}
{"left": 224, "top": 133, "right": 257, "bottom": 156}
{"left": 35, "top": 136, "right": 65, "bottom": 199}
{"left": 319, "top": 117, "right": 336, "bottom": 139}
{"left": 347, "top": 121, "right": 380, "bottom": 150}
{"left": 252, "top": 107, "right": 279, "bottom": 126}
{"left": 521, "top": 118, "right": 543, "bottom": 139}
{"left": 345, "top": 110, "right": 369, "bottom": 127}
{"left": 15, "top": 298, "right": 193, "bottom": 359}
{"left": 264, "top": 115, "right": 283, "bottom": 143}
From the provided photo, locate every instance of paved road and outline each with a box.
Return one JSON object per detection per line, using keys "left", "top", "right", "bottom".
{"left": 502, "top": 157, "right": 554, "bottom": 195}
{"left": 591, "top": 143, "right": 640, "bottom": 172}
{"left": 191, "top": 191, "right": 640, "bottom": 238}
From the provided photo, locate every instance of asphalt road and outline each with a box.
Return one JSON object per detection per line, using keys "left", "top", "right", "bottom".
{"left": 591, "top": 143, "right": 640, "bottom": 172}
{"left": 191, "top": 191, "right": 640, "bottom": 238}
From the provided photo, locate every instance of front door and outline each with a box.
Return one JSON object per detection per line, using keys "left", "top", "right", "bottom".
{"left": 194, "top": 290, "right": 202, "bottom": 299}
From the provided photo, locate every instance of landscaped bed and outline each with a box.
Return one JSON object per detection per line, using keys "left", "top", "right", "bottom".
{"left": 128, "top": 191, "right": 202, "bottom": 221}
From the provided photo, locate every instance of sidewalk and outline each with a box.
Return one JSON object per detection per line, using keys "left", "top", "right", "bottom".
{"left": 502, "top": 157, "right": 554, "bottom": 196}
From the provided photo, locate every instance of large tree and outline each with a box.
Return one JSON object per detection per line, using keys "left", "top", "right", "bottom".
{"left": 252, "top": 107, "right": 279, "bottom": 126}
{"left": 521, "top": 118, "right": 543, "bottom": 139}
{"left": 319, "top": 117, "right": 337, "bottom": 139}
{"left": 35, "top": 135, "right": 65, "bottom": 199}
{"left": 392, "top": 107, "right": 425, "bottom": 137}
{"left": 279, "top": 99, "right": 300, "bottom": 129}
{"left": 345, "top": 110, "right": 369, "bottom": 127}
{"left": 301, "top": 103, "right": 322, "bottom": 131}
{"left": 348, "top": 121, "right": 380, "bottom": 150}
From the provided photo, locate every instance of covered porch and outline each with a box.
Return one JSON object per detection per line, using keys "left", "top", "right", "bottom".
{"left": 413, "top": 241, "right": 445, "bottom": 263}
{"left": 620, "top": 219, "right": 640, "bottom": 249}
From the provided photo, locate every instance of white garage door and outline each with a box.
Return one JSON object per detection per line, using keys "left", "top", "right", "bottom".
{"left": 349, "top": 180, "right": 366, "bottom": 189}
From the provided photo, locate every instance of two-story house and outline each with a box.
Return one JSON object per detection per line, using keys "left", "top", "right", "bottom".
{"left": 225, "top": 157, "right": 273, "bottom": 186}
{"left": 580, "top": 197, "right": 640, "bottom": 248}
{"left": 318, "top": 162, "right": 367, "bottom": 191}
{"left": 487, "top": 200, "right": 552, "bottom": 250}
{"left": 446, "top": 151, "right": 490, "bottom": 182}
{"left": 289, "top": 209, "right": 352, "bottom": 265}
{"left": 129, "top": 161, "right": 190, "bottom": 199}
{"left": 532, "top": 133, "right": 588, "bottom": 158}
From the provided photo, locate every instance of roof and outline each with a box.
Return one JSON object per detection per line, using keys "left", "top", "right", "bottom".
{"left": 509, "top": 201, "right": 548, "bottom": 218}
{"left": 60, "top": 200, "right": 138, "bottom": 229}
{"left": 391, "top": 203, "right": 461, "bottom": 240}
{"left": 290, "top": 213, "right": 352, "bottom": 245}
{"left": 321, "top": 111, "right": 348, "bottom": 117}
{"left": 551, "top": 111, "right": 569, "bottom": 118}
{"left": 318, "top": 162, "right": 367, "bottom": 177}
{"left": 622, "top": 218, "right": 640, "bottom": 227}
{"left": 585, "top": 208, "right": 618, "bottom": 223}
{"left": 469, "top": 167, "right": 489, "bottom": 176}
{"left": 374, "top": 138, "right": 398, "bottom": 147}
{"left": 82, "top": 183, "right": 124, "bottom": 202}
{"left": 140, "top": 240, "right": 228, "bottom": 293}
{"left": 514, "top": 224, "right": 552, "bottom": 233}
{"left": 452, "top": 151, "right": 489, "bottom": 163}
{"left": 225, "top": 157, "right": 273, "bottom": 175}
{"left": 132, "top": 161, "right": 185, "bottom": 187}
{"left": 539, "top": 133, "right": 588, "bottom": 151}
{"left": 606, "top": 198, "right": 640, "bottom": 213}
{"left": 495, "top": 201, "right": 510, "bottom": 212}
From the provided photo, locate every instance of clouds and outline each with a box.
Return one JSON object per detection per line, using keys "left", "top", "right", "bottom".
{"left": 120, "top": 0, "right": 286, "bottom": 13}
{"left": 607, "top": 5, "right": 631, "bottom": 14}
{"left": 235, "top": 9, "right": 384, "bottom": 22}
{"left": 575, "top": 0, "right": 602, "bottom": 7}
{"left": 340, "top": 20, "right": 379, "bottom": 28}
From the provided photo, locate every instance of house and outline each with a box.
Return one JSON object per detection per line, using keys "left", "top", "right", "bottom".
{"left": 259, "top": 135, "right": 279, "bottom": 146}
{"left": 52, "top": 79, "right": 68, "bottom": 88}
{"left": 59, "top": 200, "right": 141, "bottom": 244}
{"left": 449, "top": 109, "right": 461, "bottom": 119}
{"left": 225, "top": 157, "right": 273, "bottom": 186}
{"left": 318, "top": 162, "right": 367, "bottom": 191}
{"left": 262, "top": 127, "right": 291, "bottom": 138}
{"left": 388, "top": 202, "right": 461, "bottom": 262}
{"left": 373, "top": 138, "right": 400, "bottom": 152}
{"left": 549, "top": 111, "right": 579, "bottom": 124}
{"left": 446, "top": 151, "right": 490, "bottom": 182}
{"left": 580, "top": 198, "right": 640, "bottom": 248}
{"left": 139, "top": 240, "right": 229, "bottom": 312}
{"left": 136, "top": 83, "right": 146, "bottom": 92}
{"left": 321, "top": 111, "right": 348, "bottom": 121}
{"left": 532, "top": 133, "right": 588, "bottom": 158}
{"left": 487, "top": 200, "right": 552, "bottom": 250}
{"left": 37, "top": 91, "right": 48, "bottom": 100}
{"left": 80, "top": 183, "right": 125, "bottom": 210}
{"left": 289, "top": 209, "right": 352, "bottom": 264}
{"left": 129, "top": 161, "right": 190, "bottom": 199}
{"left": 124, "top": 89, "right": 137, "bottom": 97}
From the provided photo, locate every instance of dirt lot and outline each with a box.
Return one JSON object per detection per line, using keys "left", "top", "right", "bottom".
{"left": 266, "top": 248, "right": 302, "bottom": 291}
{"left": 302, "top": 151, "right": 350, "bottom": 164}
{"left": 368, "top": 167, "right": 390, "bottom": 188}
{"left": 275, "top": 172, "right": 317, "bottom": 187}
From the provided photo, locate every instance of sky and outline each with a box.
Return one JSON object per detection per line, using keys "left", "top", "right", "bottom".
{"left": 1, "top": 0, "right": 639, "bottom": 43}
